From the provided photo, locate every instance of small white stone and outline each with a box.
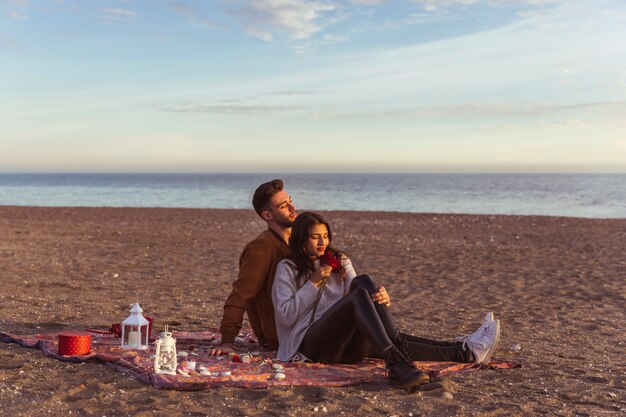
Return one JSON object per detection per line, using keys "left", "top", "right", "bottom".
{"left": 221, "top": 371, "right": 232, "bottom": 377}
{"left": 177, "top": 351, "right": 189, "bottom": 357}
{"left": 200, "top": 370, "right": 212, "bottom": 376}
{"left": 273, "top": 372, "right": 286, "bottom": 380}
{"left": 272, "top": 364, "right": 284, "bottom": 370}
{"left": 441, "top": 391, "right": 454, "bottom": 400}
{"left": 510, "top": 344, "right": 522, "bottom": 352}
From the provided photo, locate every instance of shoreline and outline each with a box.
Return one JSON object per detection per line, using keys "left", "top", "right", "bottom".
{"left": 0, "top": 204, "right": 623, "bottom": 220}
{"left": 1, "top": 206, "right": 624, "bottom": 416}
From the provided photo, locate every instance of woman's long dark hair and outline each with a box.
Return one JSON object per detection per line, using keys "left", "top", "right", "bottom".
{"left": 289, "top": 211, "right": 345, "bottom": 287}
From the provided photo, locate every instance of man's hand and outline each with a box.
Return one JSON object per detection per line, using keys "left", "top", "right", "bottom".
{"left": 208, "top": 343, "right": 235, "bottom": 356}
{"left": 372, "top": 286, "right": 391, "bottom": 307}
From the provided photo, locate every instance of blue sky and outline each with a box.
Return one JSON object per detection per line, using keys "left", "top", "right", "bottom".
{"left": 1, "top": 0, "right": 625, "bottom": 172}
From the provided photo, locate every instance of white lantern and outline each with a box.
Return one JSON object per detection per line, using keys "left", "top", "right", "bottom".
{"left": 154, "top": 325, "right": 177, "bottom": 375}
{"left": 121, "top": 303, "right": 150, "bottom": 350}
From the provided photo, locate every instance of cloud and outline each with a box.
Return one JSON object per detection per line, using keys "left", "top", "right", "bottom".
{"left": 412, "top": 0, "right": 477, "bottom": 10}
{"left": 232, "top": 0, "right": 337, "bottom": 41}
{"left": 99, "top": 7, "right": 139, "bottom": 22}
{"left": 170, "top": 1, "right": 195, "bottom": 18}
{"left": 4, "top": 9, "right": 26, "bottom": 19}
{"left": 350, "top": 0, "right": 387, "bottom": 4}
{"left": 158, "top": 103, "right": 305, "bottom": 116}
{"left": 412, "top": 0, "right": 564, "bottom": 11}
{"left": 156, "top": 89, "right": 320, "bottom": 116}
{"left": 170, "top": 1, "right": 218, "bottom": 28}
{"left": 1, "top": 0, "right": 28, "bottom": 19}
{"left": 380, "top": 101, "right": 626, "bottom": 118}
{"left": 322, "top": 33, "right": 349, "bottom": 42}
{"left": 1, "top": 0, "right": 28, "bottom": 6}
{"left": 158, "top": 99, "right": 626, "bottom": 120}
{"left": 266, "top": 90, "right": 321, "bottom": 96}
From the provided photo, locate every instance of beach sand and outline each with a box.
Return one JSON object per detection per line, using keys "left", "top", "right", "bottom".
{"left": 0, "top": 206, "right": 624, "bottom": 416}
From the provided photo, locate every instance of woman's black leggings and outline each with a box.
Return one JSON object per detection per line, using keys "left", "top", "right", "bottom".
{"left": 298, "top": 274, "right": 470, "bottom": 364}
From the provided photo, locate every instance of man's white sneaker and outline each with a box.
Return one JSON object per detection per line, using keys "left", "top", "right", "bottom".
{"left": 461, "top": 320, "right": 500, "bottom": 365}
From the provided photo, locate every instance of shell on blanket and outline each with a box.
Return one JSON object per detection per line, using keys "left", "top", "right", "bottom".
{"left": 273, "top": 372, "right": 286, "bottom": 380}
{"left": 176, "top": 351, "right": 189, "bottom": 357}
{"left": 220, "top": 371, "right": 232, "bottom": 377}
{"left": 121, "top": 351, "right": 138, "bottom": 359}
{"left": 197, "top": 365, "right": 212, "bottom": 376}
{"left": 271, "top": 364, "right": 284, "bottom": 371}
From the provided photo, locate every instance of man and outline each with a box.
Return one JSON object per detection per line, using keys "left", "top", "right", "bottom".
{"left": 210, "top": 179, "right": 297, "bottom": 355}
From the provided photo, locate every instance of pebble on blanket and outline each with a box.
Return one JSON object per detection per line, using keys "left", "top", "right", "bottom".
{"left": 0, "top": 329, "right": 520, "bottom": 391}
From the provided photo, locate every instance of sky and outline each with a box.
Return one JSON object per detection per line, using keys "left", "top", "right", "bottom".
{"left": 1, "top": 0, "right": 625, "bottom": 173}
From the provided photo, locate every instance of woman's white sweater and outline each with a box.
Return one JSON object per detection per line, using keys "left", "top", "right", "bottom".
{"left": 272, "top": 257, "right": 357, "bottom": 362}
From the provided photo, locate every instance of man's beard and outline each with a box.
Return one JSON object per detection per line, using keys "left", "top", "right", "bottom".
{"left": 275, "top": 216, "right": 295, "bottom": 228}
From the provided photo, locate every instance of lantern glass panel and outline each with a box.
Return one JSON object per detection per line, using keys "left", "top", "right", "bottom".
{"left": 122, "top": 324, "right": 148, "bottom": 348}
{"left": 140, "top": 325, "right": 149, "bottom": 346}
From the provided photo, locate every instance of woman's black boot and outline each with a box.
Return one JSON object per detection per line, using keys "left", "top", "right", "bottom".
{"left": 382, "top": 346, "right": 430, "bottom": 389}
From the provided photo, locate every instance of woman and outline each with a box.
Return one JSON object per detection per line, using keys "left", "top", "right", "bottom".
{"left": 272, "top": 212, "right": 501, "bottom": 390}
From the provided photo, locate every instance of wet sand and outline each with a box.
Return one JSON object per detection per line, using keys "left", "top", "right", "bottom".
{"left": 0, "top": 206, "right": 624, "bottom": 416}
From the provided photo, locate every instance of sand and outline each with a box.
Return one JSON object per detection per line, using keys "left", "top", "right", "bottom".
{"left": 0, "top": 206, "right": 624, "bottom": 416}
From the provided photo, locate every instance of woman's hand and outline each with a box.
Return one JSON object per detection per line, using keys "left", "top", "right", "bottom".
{"left": 311, "top": 264, "right": 332, "bottom": 287}
{"left": 372, "top": 286, "right": 391, "bottom": 307}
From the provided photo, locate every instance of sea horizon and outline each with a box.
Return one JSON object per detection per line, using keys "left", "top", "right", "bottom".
{"left": 1, "top": 170, "right": 625, "bottom": 174}
{"left": 1, "top": 172, "right": 624, "bottom": 219}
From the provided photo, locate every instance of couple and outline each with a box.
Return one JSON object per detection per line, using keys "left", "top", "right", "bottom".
{"left": 211, "top": 179, "right": 500, "bottom": 389}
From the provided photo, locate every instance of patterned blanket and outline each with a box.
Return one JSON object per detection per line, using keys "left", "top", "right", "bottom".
{"left": 0, "top": 329, "right": 520, "bottom": 390}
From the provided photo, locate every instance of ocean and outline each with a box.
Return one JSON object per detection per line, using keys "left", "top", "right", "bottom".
{"left": 0, "top": 173, "right": 624, "bottom": 218}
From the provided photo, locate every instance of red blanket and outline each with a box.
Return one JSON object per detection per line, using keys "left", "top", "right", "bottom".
{"left": 0, "top": 329, "right": 520, "bottom": 390}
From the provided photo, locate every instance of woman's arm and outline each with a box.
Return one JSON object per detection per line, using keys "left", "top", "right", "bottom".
{"left": 272, "top": 261, "right": 320, "bottom": 328}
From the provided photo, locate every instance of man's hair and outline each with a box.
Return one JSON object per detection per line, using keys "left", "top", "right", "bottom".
{"left": 252, "top": 179, "right": 284, "bottom": 217}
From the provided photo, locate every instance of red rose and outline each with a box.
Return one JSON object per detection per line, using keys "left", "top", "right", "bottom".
{"left": 320, "top": 250, "right": 342, "bottom": 272}
{"left": 109, "top": 322, "right": 122, "bottom": 337}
